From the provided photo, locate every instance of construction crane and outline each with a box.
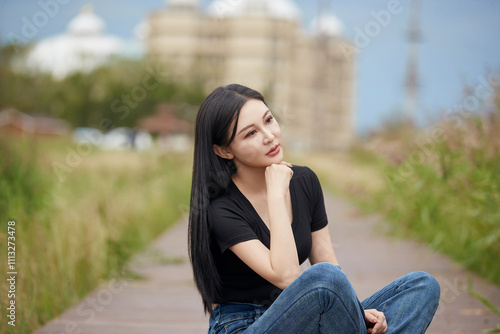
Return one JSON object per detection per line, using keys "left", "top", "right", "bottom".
{"left": 404, "top": 0, "right": 421, "bottom": 123}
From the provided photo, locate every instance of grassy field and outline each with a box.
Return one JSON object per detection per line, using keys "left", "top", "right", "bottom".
{"left": 290, "top": 113, "right": 500, "bottom": 288}
{"left": 373, "top": 117, "right": 500, "bottom": 287}
{"left": 0, "top": 136, "right": 193, "bottom": 334}
{"left": 2, "top": 109, "right": 499, "bottom": 333}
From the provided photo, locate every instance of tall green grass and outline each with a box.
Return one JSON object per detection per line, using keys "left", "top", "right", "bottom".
{"left": 0, "top": 136, "right": 192, "bottom": 333}
{"left": 290, "top": 110, "right": 500, "bottom": 287}
{"left": 351, "top": 112, "right": 500, "bottom": 286}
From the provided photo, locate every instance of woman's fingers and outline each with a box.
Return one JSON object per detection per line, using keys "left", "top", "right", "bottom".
{"left": 371, "top": 311, "right": 386, "bottom": 334}
{"left": 365, "top": 309, "right": 387, "bottom": 334}
{"left": 265, "top": 163, "right": 293, "bottom": 197}
{"left": 280, "top": 161, "right": 292, "bottom": 167}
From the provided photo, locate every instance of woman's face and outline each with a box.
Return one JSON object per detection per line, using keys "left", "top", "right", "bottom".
{"left": 225, "top": 99, "right": 283, "bottom": 169}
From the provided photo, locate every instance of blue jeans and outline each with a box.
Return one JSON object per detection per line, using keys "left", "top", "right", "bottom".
{"left": 208, "top": 263, "right": 440, "bottom": 333}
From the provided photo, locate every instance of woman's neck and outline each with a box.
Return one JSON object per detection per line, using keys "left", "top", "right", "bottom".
{"left": 231, "top": 164, "right": 267, "bottom": 196}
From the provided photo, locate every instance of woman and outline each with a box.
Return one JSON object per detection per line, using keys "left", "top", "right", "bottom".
{"left": 188, "top": 84, "right": 440, "bottom": 333}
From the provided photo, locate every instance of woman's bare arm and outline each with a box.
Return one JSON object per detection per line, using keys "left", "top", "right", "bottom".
{"left": 309, "top": 226, "right": 340, "bottom": 266}
{"left": 230, "top": 163, "right": 300, "bottom": 289}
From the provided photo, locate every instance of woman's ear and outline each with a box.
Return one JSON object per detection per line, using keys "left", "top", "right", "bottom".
{"left": 213, "top": 145, "right": 234, "bottom": 160}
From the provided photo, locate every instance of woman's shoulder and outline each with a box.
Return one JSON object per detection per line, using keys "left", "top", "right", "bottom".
{"left": 291, "top": 165, "right": 318, "bottom": 180}
{"left": 209, "top": 187, "right": 234, "bottom": 208}
{"left": 209, "top": 182, "right": 243, "bottom": 212}
{"left": 290, "top": 165, "right": 323, "bottom": 196}
{"left": 208, "top": 183, "right": 253, "bottom": 231}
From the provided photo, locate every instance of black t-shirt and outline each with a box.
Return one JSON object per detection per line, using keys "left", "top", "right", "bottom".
{"left": 208, "top": 165, "right": 328, "bottom": 305}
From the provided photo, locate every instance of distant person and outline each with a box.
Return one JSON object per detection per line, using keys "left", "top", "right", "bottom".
{"left": 188, "top": 84, "right": 440, "bottom": 333}
{"left": 128, "top": 127, "right": 137, "bottom": 149}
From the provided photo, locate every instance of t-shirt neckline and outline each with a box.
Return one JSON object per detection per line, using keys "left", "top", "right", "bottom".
{"left": 229, "top": 171, "right": 297, "bottom": 235}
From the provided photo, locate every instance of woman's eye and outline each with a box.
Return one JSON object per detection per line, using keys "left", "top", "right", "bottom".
{"left": 266, "top": 116, "right": 274, "bottom": 123}
{"left": 246, "top": 130, "right": 256, "bottom": 138}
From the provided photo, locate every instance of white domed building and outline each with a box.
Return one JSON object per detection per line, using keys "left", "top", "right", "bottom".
{"left": 147, "top": 0, "right": 356, "bottom": 151}
{"left": 310, "top": 13, "right": 344, "bottom": 37}
{"left": 207, "top": 0, "right": 300, "bottom": 20}
{"left": 27, "top": 4, "right": 123, "bottom": 79}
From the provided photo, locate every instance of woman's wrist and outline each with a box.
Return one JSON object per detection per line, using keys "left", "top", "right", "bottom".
{"left": 267, "top": 191, "right": 286, "bottom": 201}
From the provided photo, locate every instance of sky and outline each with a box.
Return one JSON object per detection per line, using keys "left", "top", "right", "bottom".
{"left": 0, "top": 0, "right": 499, "bottom": 135}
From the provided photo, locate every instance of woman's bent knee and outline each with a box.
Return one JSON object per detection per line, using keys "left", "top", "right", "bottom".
{"left": 408, "top": 271, "right": 441, "bottom": 303}
{"left": 292, "top": 263, "right": 361, "bottom": 317}
{"left": 306, "top": 262, "right": 342, "bottom": 279}
{"left": 300, "top": 263, "right": 349, "bottom": 291}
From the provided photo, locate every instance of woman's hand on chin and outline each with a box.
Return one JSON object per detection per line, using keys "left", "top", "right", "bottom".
{"left": 264, "top": 161, "right": 292, "bottom": 168}
{"left": 265, "top": 163, "right": 293, "bottom": 199}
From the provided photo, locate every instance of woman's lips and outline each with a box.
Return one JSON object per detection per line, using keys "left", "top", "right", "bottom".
{"left": 266, "top": 144, "right": 280, "bottom": 156}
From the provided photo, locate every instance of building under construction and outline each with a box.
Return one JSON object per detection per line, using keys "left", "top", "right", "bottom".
{"left": 146, "top": 0, "right": 356, "bottom": 151}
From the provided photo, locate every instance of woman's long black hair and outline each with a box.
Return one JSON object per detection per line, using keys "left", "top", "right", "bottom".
{"left": 188, "top": 84, "right": 267, "bottom": 316}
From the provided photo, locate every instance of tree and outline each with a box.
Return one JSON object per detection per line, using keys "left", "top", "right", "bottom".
{"left": 0, "top": 43, "right": 205, "bottom": 130}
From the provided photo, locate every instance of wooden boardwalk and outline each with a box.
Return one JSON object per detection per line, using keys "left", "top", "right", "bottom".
{"left": 35, "top": 194, "right": 500, "bottom": 334}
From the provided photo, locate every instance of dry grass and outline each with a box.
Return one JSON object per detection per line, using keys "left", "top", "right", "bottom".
{"left": 286, "top": 150, "right": 384, "bottom": 200}
{"left": 288, "top": 109, "right": 500, "bottom": 288}
{"left": 0, "top": 137, "right": 192, "bottom": 333}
